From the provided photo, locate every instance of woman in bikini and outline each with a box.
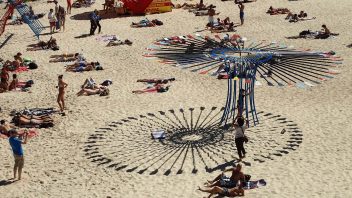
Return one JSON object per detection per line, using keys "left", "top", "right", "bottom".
{"left": 57, "top": 75, "right": 68, "bottom": 112}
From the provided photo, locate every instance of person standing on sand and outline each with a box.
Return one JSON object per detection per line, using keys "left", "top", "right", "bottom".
{"left": 48, "top": 8, "right": 57, "bottom": 33}
{"left": 9, "top": 129, "right": 28, "bottom": 180}
{"left": 67, "top": 0, "right": 72, "bottom": 14}
{"left": 57, "top": 75, "right": 68, "bottom": 112}
{"left": 58, "top": 4, "right": 66, "bottom": 31}
{"left": 238, "top": 2, "right": 244, "bottom": 25}
{"left": 233, "top": 117, "right": 247, "bottom": 160}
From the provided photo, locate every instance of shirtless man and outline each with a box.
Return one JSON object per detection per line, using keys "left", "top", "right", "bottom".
{"left": 238, "top": 2, "right": 245, "bottom": 25}
{"left": 316, "top": 24, "right": 331, "bottom": 39}
{"left": 205, "top": 163, "right": 245, "bottom": 188}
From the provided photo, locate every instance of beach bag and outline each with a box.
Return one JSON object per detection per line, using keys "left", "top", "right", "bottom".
{"left": 151, "top": 129, "right": 165, "bottom": 139}
{"left": 25, "top": 80, "right": 34, "bottom": 88}
{"left": 28, "top": 62, "right": 38, "bottom": 69}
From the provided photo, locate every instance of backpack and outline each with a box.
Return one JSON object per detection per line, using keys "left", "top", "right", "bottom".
{"left": 28, "top": 62, "right": 38, "bottom": 69}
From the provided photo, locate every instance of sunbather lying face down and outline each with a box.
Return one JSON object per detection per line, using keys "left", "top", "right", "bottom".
{"left": 49, "top": 53, "right": 84, "bottom": 62}
{"left": 12, "top": 114, "right": 53, "bottom": 126}
{"left": 132, "top": 84, "right": 170, "bottom": 94}
{"left": 66, "top": 62, "right": 102, "bottom": 72}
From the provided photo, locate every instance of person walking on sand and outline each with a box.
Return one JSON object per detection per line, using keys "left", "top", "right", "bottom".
{"left": 57, "top": 75, "right": 68, "bottom": 112}
{"left": 89, "top": 9, "right": 100, "bottom": 35}
{"left": 238, "top": 2, "right": 244, "bottom": 25}
{"left": 233, "top": 117, "right": 247, "bottom": 160}
{"left": 9, "top": 129, "right": 28, "bottom": 180}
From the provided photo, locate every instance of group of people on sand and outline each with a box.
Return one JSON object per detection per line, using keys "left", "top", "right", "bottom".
{"left": 206, "top": 1, "right": 244, "bottom": 31}
{"left": 0, "top": 53, "right": 36, "bottom": 93}
{"left": 208, "top": 17, "right": 235, "bottom": 33}
{"left": 48, "top": 0, "right": 67, "bottom": 33}
{"left": 198, "top": 163, "right": 247, "bottom": 197}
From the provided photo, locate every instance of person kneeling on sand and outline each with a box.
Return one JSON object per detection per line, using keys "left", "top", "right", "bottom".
{"left": 8, "top": 129, "right": 29, "bottom": 180}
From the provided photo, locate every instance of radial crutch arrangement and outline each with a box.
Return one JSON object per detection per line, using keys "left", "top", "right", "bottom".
{"left": 144, "top": 34, "right": 342, "bottom": 126}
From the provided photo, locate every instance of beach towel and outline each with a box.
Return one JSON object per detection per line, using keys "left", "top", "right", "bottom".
{"left": 243, "top": 179, "right": 267, "bottom": 190}
{"left": 96, "top": 35, "right": 118, "bottom": 42}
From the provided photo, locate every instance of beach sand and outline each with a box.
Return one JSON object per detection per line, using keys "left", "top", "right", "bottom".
{"left": 1, "top": 0, "right": 352, "bottom": 197}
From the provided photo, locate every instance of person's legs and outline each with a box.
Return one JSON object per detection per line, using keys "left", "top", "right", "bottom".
{"left": 60, "top": 94, "right": 65, "bottom": 110}
{"left": 198, "top": 186, "right": 223, "bottom": 197}
{"left": 97, "top": 21, "right": 101, "bottom": 33}
{"left": 207, "top": 172, "right": 224, "bottom": 184}
{"left": 235, "top": 138, "right": 243, "bottom": 159}
{"left": 90, "top": 20, "right": 97, "bottom": 35}
{"left": 240, "top": 12, "right": 244, "bottom": 25}
{"left": 57, "top": 94, "right": 63, "bottom": 111}
{"left": 239, "top": 138, "right": 246, "bottom": 158}
{"left": 13, "top": 156, "right": 19, "bottom": 179}
{"left": 17, "top": 156, "right": 24, "bottom": 180}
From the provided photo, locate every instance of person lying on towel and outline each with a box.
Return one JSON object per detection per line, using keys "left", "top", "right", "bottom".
{"left": 49, "top": 53, "right": 85, "bottom": 63}
{"left": 12, "top": 114, "right": 54, "bottom": 128}
{"left": 137, "top": 78, "right": 175, "bottom": 84}
{"left": 132, "top": 84, "right": 170, "bottom": 94}
{"left": 65, "top": 62, "right": 103, "bottom": 72}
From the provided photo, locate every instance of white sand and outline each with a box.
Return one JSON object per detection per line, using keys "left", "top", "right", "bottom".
{"left": 1, "top": 0, "right": 352, "bottom": 197}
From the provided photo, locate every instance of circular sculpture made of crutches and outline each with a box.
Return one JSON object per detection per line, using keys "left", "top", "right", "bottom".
{"left": 144, "top": 34, "right": 342, "bottom": 126}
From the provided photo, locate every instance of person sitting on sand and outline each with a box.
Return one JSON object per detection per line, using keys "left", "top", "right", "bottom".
{"left": 8, "top": 74, "right": 19, "bottom": 91}
{"left": 198, "top": 186, "right": 244, "bottom": 198}
{"left": 315, "top": 24, "right": 331, "bottom": 39}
